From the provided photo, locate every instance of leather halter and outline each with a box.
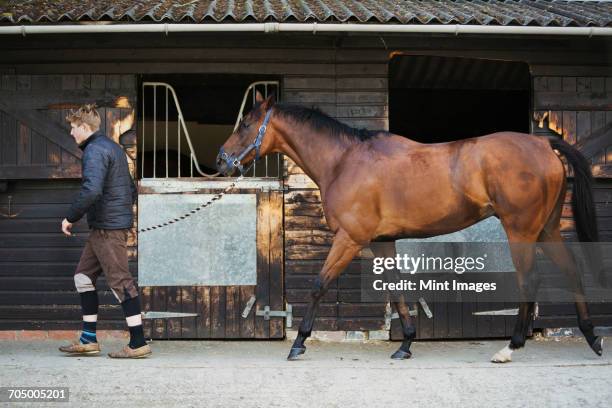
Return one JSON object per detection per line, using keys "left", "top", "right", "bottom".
{"left": 218, "top": 109, "right": 272, "bottom": 175}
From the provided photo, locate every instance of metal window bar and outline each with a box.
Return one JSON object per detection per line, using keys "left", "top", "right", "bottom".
{"left": 232, "top": 81, "right": 281, "bottom": 178}
{"left": 141, "top": 81, "right": 281, "bottom": 179}
{"left": 142, "top": 82, "right": 216, "bottom": 178}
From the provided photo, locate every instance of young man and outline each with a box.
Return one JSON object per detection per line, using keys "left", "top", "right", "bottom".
{"left": 59, "top": 104, "right": 151, "bottom": 358}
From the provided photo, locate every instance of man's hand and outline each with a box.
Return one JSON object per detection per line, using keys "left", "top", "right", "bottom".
{"left": 61, "top": 218, "right": 73, "bottom": 237}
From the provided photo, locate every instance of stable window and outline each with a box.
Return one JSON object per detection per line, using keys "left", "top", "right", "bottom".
{"left": 389, "top": 55, "right": 530, "bottom": 143}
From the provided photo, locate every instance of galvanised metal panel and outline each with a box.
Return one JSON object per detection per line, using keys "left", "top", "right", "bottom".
{"left": 138, "top": 193, "right": 257, "bottom": 286}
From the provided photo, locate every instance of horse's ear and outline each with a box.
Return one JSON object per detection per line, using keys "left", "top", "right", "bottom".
{"left": 255, "top": 90, "right": 264, "bottom": 103}
{"left": 263, "top": 94, "right": 276, "bottom": 109}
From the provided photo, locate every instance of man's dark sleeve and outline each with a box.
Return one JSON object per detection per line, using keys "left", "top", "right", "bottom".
{"left": 66, "top": 146, "right": 109, "bottom": 223}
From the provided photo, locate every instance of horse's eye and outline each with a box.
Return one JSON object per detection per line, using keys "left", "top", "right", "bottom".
{"left": 242, "top": 121, "right": 250, "bottom": 129}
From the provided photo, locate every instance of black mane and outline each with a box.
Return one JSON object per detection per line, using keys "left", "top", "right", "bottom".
{"left": 274, "top": 103, "right": 388, "bottom": 142}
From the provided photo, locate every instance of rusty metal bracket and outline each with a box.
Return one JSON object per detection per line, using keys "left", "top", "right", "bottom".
{"left": 383, "top": 297, "right": 433, "bottom": 330}
{"left": 0, "top": 195, "right": 21, "bottom": 219}
{"left": 241, "top": 295, "right": 257, "bottom": 318}
{"left": 418, "top": 297, "right": 433, "bottom": 318}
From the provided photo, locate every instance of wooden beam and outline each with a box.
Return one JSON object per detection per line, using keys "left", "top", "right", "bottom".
{"left": 530, "top": 65, "right": 612, "bottom": 76}
{"left": 0, "top": 165, "right": 81, "bottom": 179}
{"left": 0, "top": 62, "right": 336, "bottom": 76}
{"left": 533, "top": 91, "right": 612, "bottom": 110}
{"left": 576, "top": 122, "right": 612, "bottom": 159}
{"left": 0, "top": 101, "right": 82, "bottom": 160}
{"left": 0, "top": 89, "right": 135, "bottom": 110}
{"left": 593, "top": 164, "right": 612, "bottom": 179}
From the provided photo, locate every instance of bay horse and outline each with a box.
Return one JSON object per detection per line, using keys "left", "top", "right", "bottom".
{"left": 217, "top": 92, "right": 605, "bottom": 363}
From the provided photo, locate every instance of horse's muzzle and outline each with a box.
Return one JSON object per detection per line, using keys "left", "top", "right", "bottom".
{"left": 216, "top": 150, "right": 236, "bottom": 176}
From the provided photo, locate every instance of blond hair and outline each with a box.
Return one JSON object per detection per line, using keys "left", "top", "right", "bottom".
{"left": 65, "top": 104, "right": 101, "bottom": 131}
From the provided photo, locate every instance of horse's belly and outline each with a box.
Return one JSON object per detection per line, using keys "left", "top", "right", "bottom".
{"left": 373, "top": 198, "right": 492, "bottom": 240}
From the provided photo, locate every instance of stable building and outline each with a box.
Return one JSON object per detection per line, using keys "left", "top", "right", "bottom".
{"left": 0, "top": 0, "right": 611, "bottom": 341}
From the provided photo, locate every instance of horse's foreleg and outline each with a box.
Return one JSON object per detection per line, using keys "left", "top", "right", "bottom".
{"left": 287, "top": 229, "right": 362, "bottom": 360}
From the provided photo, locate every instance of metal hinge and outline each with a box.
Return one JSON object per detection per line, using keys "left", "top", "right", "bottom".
{"left": 472, "top": 303, "right": 539, "bottom": 319}
{"left": 241, "top": 295, "right": 293, "bottom": 328}
{"left": 256, "top": 304, "right": 293, "bottom": 328}
{"left": 260, "top": 184, "right": 284, "bottom": 192}
{"left": 142, "top": 311, "right": 199, "bottom": 319}
{"left": 383, "top": 297, "right": 433, "bottom": 330}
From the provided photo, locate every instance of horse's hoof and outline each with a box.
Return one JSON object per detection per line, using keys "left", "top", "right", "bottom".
{"left": 390, "top": 348, "right": 412, "bottom": 360}
{"left": 287, "top": 347, "right": 306, "bottom": 361}
{"left": 591, "top": 336, "right": 604, "bottom": 356}
{"left": 491, "top": 346, "right": 513, "bottom": 363}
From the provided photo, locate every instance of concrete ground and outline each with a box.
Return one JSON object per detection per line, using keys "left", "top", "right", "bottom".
{"left": 0, "top": 336, "right": 610, "bottom": 408}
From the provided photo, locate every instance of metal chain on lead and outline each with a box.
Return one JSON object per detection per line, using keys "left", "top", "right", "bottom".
{"left": 138, "top": 176, "right": 244, "bottom": 233}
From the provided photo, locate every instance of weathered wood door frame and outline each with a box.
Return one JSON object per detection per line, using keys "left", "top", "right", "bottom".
{"left": 136, "top": 78, "right": 285, "bottom": 339}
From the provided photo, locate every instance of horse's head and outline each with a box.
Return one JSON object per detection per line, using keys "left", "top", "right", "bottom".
{"left": 216, "top": 91, "right": 276, "bottom": 176}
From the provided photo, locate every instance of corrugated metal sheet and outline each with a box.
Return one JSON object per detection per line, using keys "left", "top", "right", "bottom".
{"left": 0, "top": 0, "right": 610, "bottom": 27}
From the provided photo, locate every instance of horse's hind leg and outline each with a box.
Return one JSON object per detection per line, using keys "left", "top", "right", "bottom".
{"left": 491, "top": 235, "right": 538, "bottom": 363}
{"left": 372, "top": 244, "right": 416, "bottom": 359}
{"left": 539, "top": 227, "right": 603, "bottom": 356}
{"left": 390, "top": 298, "right": 416, "bottom": 359}
{"left": 287, "top": 229, "right": 362, "bottom": 360}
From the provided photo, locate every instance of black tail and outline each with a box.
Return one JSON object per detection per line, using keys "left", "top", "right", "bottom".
{"left": 549, "top": 137, "right": 605, "bottom": 286}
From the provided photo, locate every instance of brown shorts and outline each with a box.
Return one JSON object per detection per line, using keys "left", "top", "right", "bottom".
{"left": 74, "top": 228, "right": 138, "bottom": 303}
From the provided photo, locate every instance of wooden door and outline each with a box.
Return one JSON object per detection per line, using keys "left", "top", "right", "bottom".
{"left": 139, "top": 183, "right": 285, "bottom": 339}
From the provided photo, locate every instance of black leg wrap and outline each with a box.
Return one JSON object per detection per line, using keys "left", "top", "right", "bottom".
{"left": 578, "top": 319, "right": 596, "bottom": 343}
{"left": 288, "top": 277, "right": 327, "bottom": 361}
{"left": 120, "top": 296, "right": 141, "bottom": 318}
{"left": 310, "top": 277, "right": 323, "bottom": 296}
{"left": 79, "top": 290, "right": 99, "bottom": 316}
{"left": 298, "top": 329, "right": 311, "bottom": 339}
{"left": 509, "top": 335, "right": 526, "bottom": 350}
{"left": 390, "top": 322, "right": 416, "bottom": 360}
{"left": 403, "top": 326, "right": 416, "bottom": 341}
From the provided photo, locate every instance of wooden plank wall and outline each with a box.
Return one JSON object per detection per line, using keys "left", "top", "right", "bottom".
{"left": 282, "top": 49, "right": 389, "bottom": 332}
{"left": 532, "top": 75, "right": 612, "bottom": 179}
{"left": 0, "top": 180, "right": 138, "bottom": 329}
{"left": 531, "top": 74, "right": 612, "bottom": 329}
{"left": 1, "top": 75, "right": 79, "bottom": 178}
{"left": 0, "top": 74, "right": 136, "bottom": 179}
